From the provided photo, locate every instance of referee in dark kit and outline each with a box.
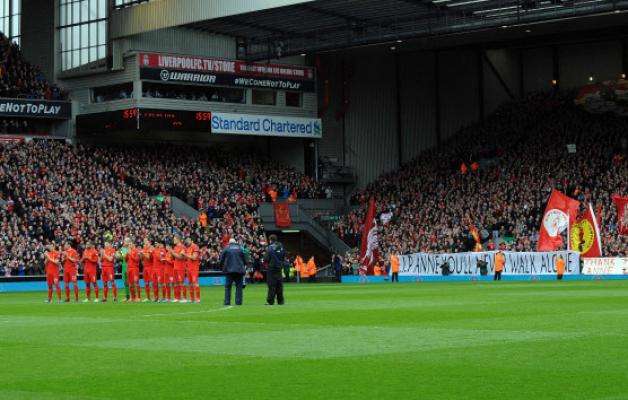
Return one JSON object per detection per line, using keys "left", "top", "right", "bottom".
{"left": 264, "top": 234, "right": 286, "bottom": 305}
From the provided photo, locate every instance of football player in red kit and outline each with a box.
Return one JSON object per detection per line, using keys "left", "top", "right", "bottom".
{"left": 125, "top": 238, "right": 142, "bottom": 302}
{"left": 62, "top": 243, "right": 80, "bottom": 302}
{"left": 163, "top": 243, "right": 175, "bottom": 302}
{"left": 44, "top": 244, "right": 62, "bottom": 303}
{"left": 171, "top": 236, "right": 188, "bottom": 303}
{"left": 101, "top": 242, "right": 118, "bottom": 302}
{"left": 185, "top": 238, "right": 201, "bottom": 303}
{"left": 141, "top": 239, "right": 154, "bottom": 302}
{"left": 152, "top": 242, "right": 166, "bottom": 302}
{"left": 82, "top": 242, "right": 100, "bottom": 302}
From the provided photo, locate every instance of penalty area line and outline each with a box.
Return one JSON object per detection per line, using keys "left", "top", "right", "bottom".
{"left": 143, "top": 306, "right": 234, "bottom": 317}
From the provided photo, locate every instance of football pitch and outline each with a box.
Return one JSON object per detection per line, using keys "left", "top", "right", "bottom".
{"left": 1, "top": 281, "right": 627, "bottom": 400}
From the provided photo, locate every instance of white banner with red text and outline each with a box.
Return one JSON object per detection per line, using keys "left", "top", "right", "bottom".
{"left": 397, "top": 251, "right": 580, "bottom": 276}
{"left": 582, "top": 258, "right": 628, "bottom": 275}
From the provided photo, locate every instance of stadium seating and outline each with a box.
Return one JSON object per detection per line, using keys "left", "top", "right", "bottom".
{"left": 0, "top": 33, "right": 65, "bottom": 100}
{"left": 0, "top": 141, "right": 327, "bottom": 275}
{"left": 334, "top": 92, "right": 627, "bottom": 262}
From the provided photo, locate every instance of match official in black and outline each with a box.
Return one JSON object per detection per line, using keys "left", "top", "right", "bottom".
{"left": 220, "top": 238, "right": 247, "bottom": 306}
{"left": 264, "top": 234, "right": 286, "bottom": 305}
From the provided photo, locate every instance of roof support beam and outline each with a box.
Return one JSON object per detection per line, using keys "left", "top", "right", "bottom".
{"left": 110, "top": 0, "right": 318, "bottom": 39}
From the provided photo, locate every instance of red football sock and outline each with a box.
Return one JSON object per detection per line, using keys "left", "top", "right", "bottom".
{"left": 104, "top": 285, "right": 109, "bottom": 300}
{"left": 135, "top": 285, "right": 141, "bottom": 300}
{"left": 189, "top": 285, "right": 195, "bottom": 302}
{"left": 112, "top": 285, "right": 118, "bottom": 300}
{"left": 94, "top": 285, "right": 99, "bottom": 299}
{"left": 145, "top": 283, "right": 151, "bottom": 300}
{"left": 86, "top": 286, "right": 91, "bottom": 300}
{"left": 182, "top": 285, "right": 187, "bottom": 300}
{"left": 195, "top": 286, "right": 201, "bottom": 301}
{"left": 48, "top": 287, "right": 53, "bottom": 301}
{"left": 130, "top": 286, "right": 136, "bottom": 300}
{"left": 174, "top": 285, "right": 180, "bottom": 300}
{"left": 74, "top": 285, "right": 79, "bottom": 301}
{"left": 65, "top": 286, "right": 70, "bottom": 301}
{"left": 55, "top": 285, "right": 61, "bottom": 301}
{"left": 166, "top": 285, "right": 171, "bottom": 300}
{"left": 153, "top": 283, "right": 159, "bottom": 300}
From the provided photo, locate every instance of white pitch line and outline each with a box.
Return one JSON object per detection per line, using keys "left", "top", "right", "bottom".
{"left": 143, "top": 306, "right": 233, "bottom": 317}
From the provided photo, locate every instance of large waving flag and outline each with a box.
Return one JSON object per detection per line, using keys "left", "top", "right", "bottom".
{"left": 612, "top": 194, "right": 628, "bottom": 235}
{"left": 570, "top": 203, "right": 603, "bottom": 257}
{"left": 537, "top": 189, "right": 580, "bottom": 251}
{"left": 360, "top": 199, "right": 379, "bottom": 274}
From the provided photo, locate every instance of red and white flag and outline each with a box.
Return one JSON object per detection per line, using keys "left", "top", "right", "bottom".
{"left": 360, "top": 199, "right": 379, "bottom": 274}
{"left": 570, "top": 203, "right": 603, "bottom": 257}
{"left": 612, "top": 194, "right": 628, "bottom": 235}
{"left": 537, "top": 189, "right": 580, "bottom": 251}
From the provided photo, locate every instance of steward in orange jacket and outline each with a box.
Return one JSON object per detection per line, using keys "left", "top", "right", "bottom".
{"left": 494, "top": 251, "right": 505, "bottom": 281}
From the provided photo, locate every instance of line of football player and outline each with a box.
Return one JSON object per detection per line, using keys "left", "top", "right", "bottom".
{"left": 43, "top": 236, "right": 201, "bottom": 303}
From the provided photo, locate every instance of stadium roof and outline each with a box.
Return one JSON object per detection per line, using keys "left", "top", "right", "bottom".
{"left": 182, "top": 0, "right": 627, "bottom": 59}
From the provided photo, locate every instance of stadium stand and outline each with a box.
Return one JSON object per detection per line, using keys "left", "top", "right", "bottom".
{"left": 0, "top": 33, "right": 65, "bottom": 100}
{"left": 334, "top": 91, "right": 627, "bottom": 260}
{"left": 0, "top": 140, "right": 328, "bottom": 275}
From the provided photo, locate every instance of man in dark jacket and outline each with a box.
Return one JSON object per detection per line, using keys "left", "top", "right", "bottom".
{"left": 264, "top": 234, "right": 285, "bottom": 305}
{"left": 220, "top": 238, "right": 246, "bottom": 306}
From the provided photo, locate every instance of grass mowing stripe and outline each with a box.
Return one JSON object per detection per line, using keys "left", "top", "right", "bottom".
{"left": 0, "top": 281, "right": 626, "bottom": 400}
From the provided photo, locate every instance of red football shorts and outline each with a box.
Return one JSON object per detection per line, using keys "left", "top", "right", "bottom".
{"left": 46, "top": 272, "right": 59, "bottom": 286}
{"left": 101, "top": 267, "right": 115, "bottom": 283}
{"left": 186, "top": 267, "right": 199, "bottom": 284}
{"left": 151, "top": 268, "right": 162, "bottom": 284}
{"left": 83, "top": 267, "right": 97, "bottom": 284}
{"left": 127, "top": 268, "right": 140, "bottom": 284}
{"left": 143, "top": 268, "right": 152, "bottom": 283}
{"left": 174, "top": 269, "right": 186, "bottom": 283}
{"left": 63, "top": 269, "right": 77, "bottom": 284}
{"left": 163, "top": 268, "right": 174, "bottom": 284}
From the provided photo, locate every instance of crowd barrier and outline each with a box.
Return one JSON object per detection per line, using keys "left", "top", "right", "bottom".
{"left": 397, "top": 250, "right": 580, "bottom": 276}
{"left": 341, "top": 274, "right": 628, "bottom": 284}
{"left": 340, "top": 251, "right": 627, "bottom": 284}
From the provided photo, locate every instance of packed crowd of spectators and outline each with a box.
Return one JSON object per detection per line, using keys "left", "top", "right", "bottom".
{"left": 0, "top": 33, "right": 66, "bottom": 100}
{"left": 0, "top": 141, "right": 328, "bottom": 274}
{"left": 334, "top": 92, "right": 627, "bottom": 259}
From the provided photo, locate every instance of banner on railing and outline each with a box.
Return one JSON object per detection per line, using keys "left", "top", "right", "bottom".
{"left": 273, "top": 202, "right": 292, "bottom": 228}
{"left": 397, "top": 251, "right": 580, "bottom": 276}
{"left": 582, "top": 258, "right": 628, "bottom": 275}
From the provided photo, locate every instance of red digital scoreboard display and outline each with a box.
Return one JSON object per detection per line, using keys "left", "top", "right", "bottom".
{"left": 77, "top": 108, "right": 212, "bottom": 135}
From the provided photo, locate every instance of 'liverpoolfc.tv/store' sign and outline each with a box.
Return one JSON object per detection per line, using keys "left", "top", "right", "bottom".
{"left": 0, "top": 98, "right": 71, "bottom": 119}
{"left": 138, "top": 52, "right": 316, "bottom": 92}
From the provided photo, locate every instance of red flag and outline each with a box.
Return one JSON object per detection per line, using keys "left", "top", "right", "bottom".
{"left": 570, "top": 203, "right": 603, "bottom": 257}
{"left": 612, "top": 194, "right": 628, "bottom": 235}
{"left": 360, "top": 199, "right": 379, "bottom": 274}
{"left": 273, "top": 202, "right": 292, "bottom": 228}
{"left": 537, "top": 189, "right": 580, "bottom": 251}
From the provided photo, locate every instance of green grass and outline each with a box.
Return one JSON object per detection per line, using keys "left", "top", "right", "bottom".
{"left": 1, "top": 281, "right": 628, "bottom": 400}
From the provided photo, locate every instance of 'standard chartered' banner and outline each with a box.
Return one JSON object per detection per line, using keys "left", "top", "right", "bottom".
{"left": 0, "top": 98, "right": 71, "bottom": 119}
{"left": 397, "top": 251, "right": 580, "bottom": 276}
{"left": 138, "top": 53, "right": 316, "bottom": 92}
{"left": 582, "top": 258, "right": 628, "bottom": 275}
{"left": 211, "top": 112, "right": 322, "bottom": 138}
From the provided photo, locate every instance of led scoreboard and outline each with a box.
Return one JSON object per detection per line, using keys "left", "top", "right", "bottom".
{"left": 76, "top": 108, "right": 212, "bottom": 135}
